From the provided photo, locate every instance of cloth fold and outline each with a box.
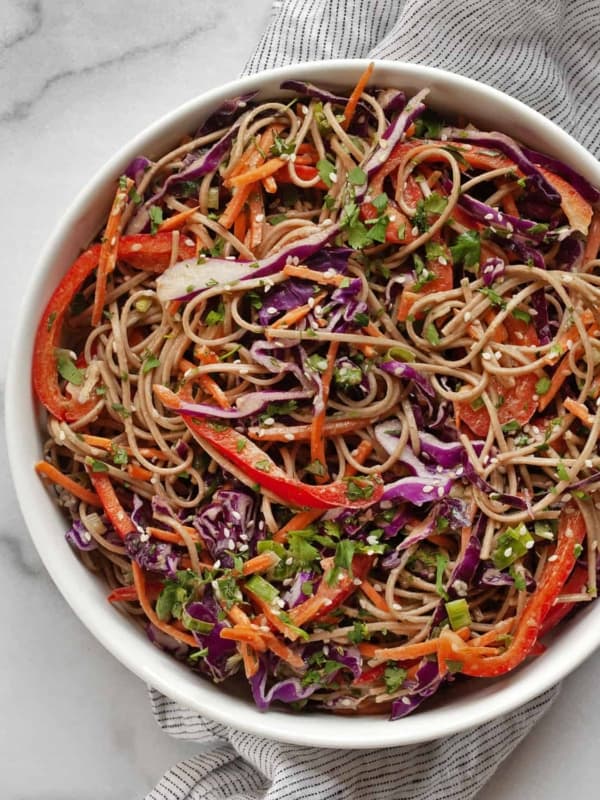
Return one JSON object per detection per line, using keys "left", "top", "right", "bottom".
{"left": 146, "top": 0, "right": 600, "bottom": 796}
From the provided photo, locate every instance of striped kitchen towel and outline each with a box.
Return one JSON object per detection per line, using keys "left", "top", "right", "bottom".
{"left": 146, "top": 1, "right": 600, "bottom": 797}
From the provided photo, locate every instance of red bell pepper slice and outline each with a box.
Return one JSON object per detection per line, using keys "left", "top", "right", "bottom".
{"left": 538, "top": 167, "right": 592, "bottom": 235}
{"left": 352, "top": 663, "right": 386, "bottom": 686}
{"left": 272, "top": 163, "right": 329, "bottom": 190}
{"left": 107, "top": 582, "right": 162, "bottom": 603}
{"left": 33, "top": 233, "right": 196, "bottom": 422}
{"left": 155, "top": 385, "right": 383, "bottom": 510}
{"left": 439, "top": 505, "right": 586, "bottom": 678}
{"left": 538, "top": 563, "right": 589, "bottom": 638}
{"left": 88, "top": 472, "right": 135, "bottom": 540}
{"left": 455, "top": 315, "right": 540, "bottom": 437}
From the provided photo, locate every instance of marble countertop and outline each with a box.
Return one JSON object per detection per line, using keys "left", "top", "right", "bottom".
{"left": 3, "top": 1, "right": 600, "bottom": 796}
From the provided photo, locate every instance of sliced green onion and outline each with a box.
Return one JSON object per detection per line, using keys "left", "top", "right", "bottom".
{"left": 181, "top": 609, "right": 215, "bottom": 634}
{"left": 492, "top": 523, "right": 534, "bottom": 569}
{"left": 135, "top": 296, "right": 153, "bottom": 313}
{"left": 445, "top": 598, "right": 472, "bottom": 631}
{"left": 535, "top": 375, "right": 551, "bottom": 396}
{"left": 385, "top": 346, "right": 416, "bottom": 363}
{"left": 245, "top": 574, "right": 279, "bottom": 603}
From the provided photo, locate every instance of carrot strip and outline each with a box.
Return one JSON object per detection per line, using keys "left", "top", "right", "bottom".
{"left": 500, "top": 190, "right": 520, "bottom": 217}
{"left": 220, "top": 625, "right": 268, "bottom": 650}
{"left": 289, "top": 595, "right": 326, "bottom": 627}
{"left": 263, "top": 632, "right": 304, "bottom": 670}
{"left": 227, "top": 159, "right": 286, "bottom": 189}
{"left": 127, "top": 463, "right": 153, "bottom": 482}
{"left": 248, "top": 416, "right": 371, "bottom": 443}
{"left": 282, "top": 263, "right": 346, "bottom": 287}
{"left": 245, "top": 591, "right": 302, "bottom": 641}
{"left": 310, "top": 341, "right": 339, "bottom": 482}
{"left": 538, "top": 357, "right": 572, "bottom": 412}
{"left": 241, "top": 643, "right": 259, "bottom": 678}
{"left": 374, "top": 639, "right": 441, "bottom": 661}
{"left": 269, "top": 291, "right": 327, "bottom": 330}
{"left": 158, "top": 205, "right": 200, "bottom": 233}
{"left": 341, "top": 62, "right": 374, "bottom": 130}
{"left": 80, "top": 435, "right": 166, "bottom": 461}
{"left": 233, "top": 208, "right": 248, "bottom": 243}
{"left": 344, "top": 441, "right": 373, "bottom": 477}
{"left": 248, "top": 187, "right": 265, "bottom": 251}
{"left": 564, "top": 397, "right": 595, "bottom": 427}
{"left": 146, "top": 525, "right": 202, "bottom": 544}
{"left": 242, "top": 551, "right": 281, "bottom": 576}
{"left": 273, "top": 509, "right": 323, "bottom": 544}
{"left": 360, "top": 579, "right": 390, "bottom": 613}
{"left": 357, "top": 642, "right": 381, "bottom": 659}
{"left": 35, "top": 461, "right": 102, "bottom": 507}
{"left": 219, "top": 182, "right": 255, "bottom": 230}
{"left": 92, "top": 177, "right": 132, "bottom": 326}
{"left": 132, "top": 562, "right": 198, "bottom": 648}
{"left": 262, "top": 175, "right": 278, "bottom": 194}
{"left": 180, "top": 353, "right": 230, "bottom": 410}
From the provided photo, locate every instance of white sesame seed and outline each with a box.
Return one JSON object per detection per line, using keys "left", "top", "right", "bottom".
{"left": 437, "top": 486, "right": 445, "bottom": 497}
{"left": 548, "top": 554, "right": 559, "bottom": 562}
{"left": 266, "top": 306, "right": 278, "bottom": 315}
{"left": 329, "top": 172, "right": 337, "bottom": 183}
{"left": 439, "top": 256, "right": 448, "bottom": 265}
{"left": 322, "top": 598, "right": 333, "bottom": 606}
{"left": 481, "top": 352, "right": 492, "bottom": 361}
{"left": 228, "top": 539, "right": 235, "bottom": 550}
{"left": 402, "top": 697, "right": 411, "bottom": 705}
{"left": 263, "top": 417, "right": 275, "bottom": 426}
{"left": 353, "top": 577, "right": 362, "bottom": 586}
{"left": 464, "top": 311, "right": 472, "bottom": 322}
{"left": 586, "top": 459, "right": 594, "bottom": 468}
{"left": 285, "top": 557, "right": 293, "bottom": 565}
{"left": 484, "top": 213, "right": 494, "bottom": 220}
{"left": 392, "top": 603, "right": 402, "bottom": 610}
{"left": 284, "top": 432, "right": 295, "bottom": 441}
{"left": 239, "top": 543, "right": 249, "bottom": 552}
{"left": 504, "top": 547, "right": 513, "bottom": 558}
{"left": 411, "top": 226, "right": 419, "bottom": 237}
{"left": 494, "top": 350, "right": 502, "bottom": 360}
{"left": 423, "top": 485, "right": 434, "bottom": 493}
{"left": 213, "top": 560, "right": 221, "bottom": 569}
{"left": 254, "top": 213, "right": 264, "bottom": 223}
{"left": 525, "top": 539, "right": 535, "bottom": 549}
{"left": 366, "top": 535, "right": 378, "bottom": 545}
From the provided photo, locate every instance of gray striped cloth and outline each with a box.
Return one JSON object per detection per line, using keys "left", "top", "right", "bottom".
{"left": 146, "top": 0, "right": 600, "bottom": 796}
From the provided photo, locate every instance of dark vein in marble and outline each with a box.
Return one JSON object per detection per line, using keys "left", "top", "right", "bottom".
{"left": 1, "top": 0, "right": 42, "bottom": 50}
{"left": 0, "top": 532, "right": 43, "bottom": 577}
{"left": 1, "top": 17, "right": 217, "bottom": 123}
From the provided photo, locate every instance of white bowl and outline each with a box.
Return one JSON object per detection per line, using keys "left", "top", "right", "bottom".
{"left": 7, "top": 59, "right": 600, "bottom": 748}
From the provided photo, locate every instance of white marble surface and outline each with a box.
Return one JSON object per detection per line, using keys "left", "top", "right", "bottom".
{"left": 2, "top": 1, "right": 600, "bottom": 797}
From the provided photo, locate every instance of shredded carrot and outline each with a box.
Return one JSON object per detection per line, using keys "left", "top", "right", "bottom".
{"left": 262, "top": 175, "right": 278, "bottom": 193}
{"left": 168, "top": 300, "right": 181, "bottom": 316}
{"left": 35, "top": 461, "right": 102, "bottom": 507}
{"left": 241, "top": 643, "right": 259, "bottom": 678}
{"left": 127, "top": 463, "right": 153, "bottom": 482}
{"left": 263, "top": 632, "right": 304, "bottom": 670}
{"left": 242, "top": 550, "right": 281, "bottom": 576}
{"left": 158, "top": 205, "right": 200, "bottom": 233}
{"left": 341, "top": 62, "right": 374, "bottom": 130}
{"left": 357, "top": 642, "right": 380, "bottom": 659}
{"left": 233, "top": 208, "right": 248, "bottom": 243}
{"left": 245, "top": 591, "right": 302, "bottom": 641}
{"left": 273, "top": 509, "right": 323, "bottom": 543}
{"left": 248, "top": 188, "right": 265, "bottom": 251}
{"left": 91, "top": 177, "right": 132, "bottom": 326}
{"left": 374, "top": 639, "right": 441, "bottom": 661}
{"left": 344, "top": 441, "right": 373, "bottom": 477}
{"left": 538, "top": 358, "right": 571, "bottom": 412}
{"left": 219, "top": 182, "right": 255, "bottom": 230}
{"left": 499, "top": 190, "right": 520, "bottom": 217}
{"left": 248, "top": 416, "right": 372, "bottom": 443}
{"left": 132, "top": 562, "right": 198, "bottom": 647}
{"left": 564, "top": 397, "right": 595, "bottom": 427}
{"left": 146, "top": 525, "right": 202, "bottom": 545}
{"left": 289, "top": 595, "right": 327, "bottom": 627}
{"left": 219, "top": 625, "right": 268, "bottom": 650}
{"left": 180, "top": 354, "right": 230, "bottom": 410}
{"left": 310, "top": 340, "right": 339, "bottom": 482}
{"left": 228, "top": 124, "right": 284, "bottom": 179}
{"left": 282, "top": 263, "right": 346, "bottom": 287}
{"left": 428, "top": 533, "right": 456, "bottom": 550}
{"left": 359, "top": 579, "right": 390, "bottom": 613}
{"left": 227, "top": 158, "right": 286, "bottom": 189}
{"left": 81, "top": 435, "right": 165, "bottom": 461}
{"left": 268, "top": 291, "right": 327, "bottom": 330}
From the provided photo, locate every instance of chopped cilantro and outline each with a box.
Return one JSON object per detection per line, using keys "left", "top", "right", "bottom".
{"left": 316, "top": 158, "right": 336, "bottom": 188}
{"left": 478, "top": 286, "right": 506, "bottom": 309}
{"left": 535, "top": 375, "right": 551, "bottom": 396}
{"left": 384, "top": 665, "right": 407, "bottom": 693}
{"left": 450, "top": 231, "right": 480, "bottom": 271}
{"left": 204, "top": 302, "right": 225, "bottom": 326}
{"left": 142, "top": 352, "right": 161, "bottom": 374}
{"left": 56, "top": 350, "right": 85, "bottom": 386}
{"left": 148, "top": 205, "right": 163, "bottom": 234}
{"left": 348, "top": 166, "right": 367, "bottom": 186}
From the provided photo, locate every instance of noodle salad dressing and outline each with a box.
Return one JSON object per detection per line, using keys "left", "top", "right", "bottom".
{"left": 32, "top": 65, "right": 600, "bottom": 717}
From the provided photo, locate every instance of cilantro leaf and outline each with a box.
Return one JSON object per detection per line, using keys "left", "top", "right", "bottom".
{"left": 450, "top": 231, "right": 480, "bottom": 271}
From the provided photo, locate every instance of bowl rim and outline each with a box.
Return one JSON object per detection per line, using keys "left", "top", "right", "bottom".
{"left": 7, "top": 57, "right": 600, "bottom": 748}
